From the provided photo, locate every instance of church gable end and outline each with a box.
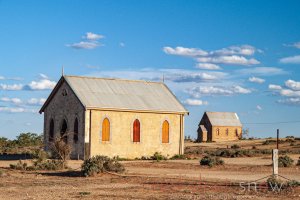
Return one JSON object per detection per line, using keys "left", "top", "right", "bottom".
{"left": 43, "top": 78, "right": 85, "bottom": 159}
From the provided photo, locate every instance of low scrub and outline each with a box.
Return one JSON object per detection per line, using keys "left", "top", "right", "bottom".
{"left": 278, "top": 155, "right": 294, "bottom": 167}
{"left": 170, "top": 154, "right": 188, "bottom": 160}
{"left": 267, "top": 176, "right": 300, "bottom": 190}
{"left": 31, "top": 159, "right": 65, "bottom": 170}
{"left": 9, "top": 160, "right": 28, "bottom": 170}
{"left": 151, "top": 152, "right": 167, "bottom": 161}
{"left": 82, "top": 155, "right": 125, "bottom": 177}
{"left": 200, "top": 156, "right": 224, "bottom": 167}
{"left": 9, "top": 149, "right": 66, "bottom": 171}
{"left": 297, "top": 157, "right": 300, "bottom": 166}
{"left": 231, "top": 144, "right": 240, "bottom": 149}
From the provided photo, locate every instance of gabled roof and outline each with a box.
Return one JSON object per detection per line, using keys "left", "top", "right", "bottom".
{"left": 205, "top": 111, "right": 242, "bottom": 127}
{"left": 40, "top": 75, "right": 188, "bottom": 114}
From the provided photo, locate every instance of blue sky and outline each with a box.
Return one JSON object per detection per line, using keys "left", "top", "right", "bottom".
{"left": 1, "top": 0, "right": 300, "bottom": 139}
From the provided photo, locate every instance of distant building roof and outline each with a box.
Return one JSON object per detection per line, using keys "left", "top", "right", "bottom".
{"left": 205, "top": 111, "right": 242, "bottom": 127}
{"left": 40, "top": 75, "right": 188, "bottom": 114}
{"left": 199, "top": 125, "right": 207, "bottom": 133}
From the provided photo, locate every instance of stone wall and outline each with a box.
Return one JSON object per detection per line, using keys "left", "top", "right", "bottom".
{"left": 85, "top": 109, "right": 184, "bottom": 159}
{"left": 43, "top": 81, "right": 85, "bottom": 159}
{"left": 211, "top": 126, "right": 242, "bottom": 142}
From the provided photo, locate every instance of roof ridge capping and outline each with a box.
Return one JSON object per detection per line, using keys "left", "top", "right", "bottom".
{"left": 206, "top": 111, "right": 238, "bottom": 114}
{"left": 64, "top": 75, "right": 164, "bottom": 84}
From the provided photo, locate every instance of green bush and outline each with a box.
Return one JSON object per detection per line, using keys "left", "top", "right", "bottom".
{"left": 296, "top": 157, "right": 300, "bottom": 166}
{"left": 16, "top": 133, "right": 43, "bottom": 147}
{"left": 151, "top": 152, "right": 167, "bottom": 161}
{"left": 200, "top": 156, "right": 224, "bottom": 167}
{"left": 81, "top": 155, "right": 125, "bottom": 177}
{"left": 231, "top": 144, "right": 240, "bottom": 149}
{"left": 278, "top": 155, "right": 294, "bottom": 167}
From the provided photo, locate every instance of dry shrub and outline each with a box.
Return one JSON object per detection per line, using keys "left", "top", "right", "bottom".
{"left": 297, "top": 157, "right": 300, "bottom": 166}
{"left": 31, "top": 159, "right": 64, "bottom": 170}
{"left": 231, "top": 144, "right": 240, "bottom": 149}
{"left": 82, "top": 155, "right": 125, "bottom": 177}
{"left": 278, "top": 155, "right": 294, "bottom": 167}
{"left": 151, "top": 152, "right": 167, "bottom": 161}
{"left": 200, "top": 156, "right": 224, "bottom": 167}
{"left": 9, "top": 160, "right": 28, "bottom": 170}
{"left": 49, "top": 135, "right": 71, "bottom": 169}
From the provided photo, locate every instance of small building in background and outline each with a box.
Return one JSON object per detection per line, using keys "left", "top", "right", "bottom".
{"left": 197, "top": 111, "right": 242, "bottom": 142}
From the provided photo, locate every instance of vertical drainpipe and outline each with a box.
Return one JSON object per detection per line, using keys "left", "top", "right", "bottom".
{"left": 89, "top": 110, "right": 92, "bottom": 158}
{"left": 179, "top": 114, "right": 184, "bottom": 155}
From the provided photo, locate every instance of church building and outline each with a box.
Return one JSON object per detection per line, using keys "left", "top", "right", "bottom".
{"left": 39, "top": 75, "right": 188, "bottom": 159}
{"left": 197, "top": 111, "right": 242, "bottom": 142}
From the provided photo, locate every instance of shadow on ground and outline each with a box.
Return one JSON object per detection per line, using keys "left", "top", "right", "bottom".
{"left": 40, "top": 170, "right": 84, "bottom": 177}
{"left": 0, "top": 154, "right": 33, "bottom": 160}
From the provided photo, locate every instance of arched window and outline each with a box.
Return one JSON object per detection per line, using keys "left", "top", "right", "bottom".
{"left": 226, "top": 128, "right": 229, "bottom": 136}
{"left": 49, "top": 119, "right": 54, "bottom": 142}
{"left": 133, "top": 119, "right": 140, "bottom": 142}
{"left": 216, "top": 128, "right": 220, "bottom": 135}
{"left": 102, "top": 118, "right": 110, "bottom": 141}
{"left": 235, "top": 129, "right": 239, "bottom": 137}
{"left": 162, "top": 120, "right": 169, "bottom": 143}
{"left": 74, "top": 118, "right": 79, "bottom": 143}
{"left": 61, "top": 119, "right": 68, "bottom": 143}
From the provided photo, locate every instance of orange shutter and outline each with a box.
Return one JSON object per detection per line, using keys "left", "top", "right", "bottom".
{"left": 102, "top": 118, "right": 110, "bottom": 141}
{"left": 162, "top": 120, "right": 169, "bottom": 143}
{"left": 133, "top": 119, "right": 140, "bottom": 142}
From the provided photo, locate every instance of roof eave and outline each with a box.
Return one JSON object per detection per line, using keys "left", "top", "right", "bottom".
{"left": 85, "top": 106, "right": 188, "bottom": 115}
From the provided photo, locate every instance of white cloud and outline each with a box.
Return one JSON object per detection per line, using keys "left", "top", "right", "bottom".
{"left": 163, "top": 46, "right": 208, "bottom": 57}
{"left": 279, "top": 89, "right": 300, "bottom": 97}
{"left": 248, "top": 76, "right": 265, "bottom": 84}
{"left": 256, "top": 105, "right": 262, "bottom": 110}
{"left": 0, "top": 97, "right": 22, "bottom": 104}
{"left": 0, "top": 76, "right": 23, "bottom": 81}
{"left": 197, "top": 55, "right": 260, "bottom": 65}
{"left": 195, "top": 63, "right": 222, "bottom": 70}
{"left": 269, "top": 84, "right": 282, "bottom": 90}
{"left": 66, "top": 41, "right": 100, "bottom": 49}
{"left": 39, "top": 73, "right": 49, "bottom": 80}
{"left": 0, "top": 107, "right": 26, "bottom": 113}
{"left": 280, "top": 55, "right": 300, "bottom": 64}
{"left": 233, "top": 85, "right": 252, "bottom": 94}
{"left": 26, "top": 79, "right": 56, "bottom": 90}
{"left": 0, "top": 83, "right": 23, "bottom": 90}
{"left": 188, "top": 85, "right": 251, "bottom": 98}
{"left": 284, "top": 42, "right": 300, "bottom": 49}
{"left": 27, "top": 98, "right": 46, "bottom": 106}
{"left": 285, "top": 79, "right": 300, "bottom": 91}
{"left": 278, "top": 98, "right": 300, "bottom": 105}
{"left": 237, "top": 67, "right": 287, "bottom": 76}
{"left": 119, "top": 42, "right": 125, "bottom": 47}
{"left": 163, "top": 45, "right": 260, "bottom": 67}
{"left": 168, "top": 72, "right": 218, "bottom": 83}
{"left": 83, "top": 32, "right": 104, "bottom": 40}
{"left": 182, "top": 99, "right": 208, "bottom": 106}
{"left": 211, "top": 45, "right": 257, "bottom": 56}
{"left": 67, "top": 32, "right": 104, "bottom": 49}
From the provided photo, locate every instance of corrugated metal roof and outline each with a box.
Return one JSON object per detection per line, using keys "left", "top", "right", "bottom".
{"left": 206, "top": 111, "right": 242, "bottom": 127}
{"left": 63, "top": 76, "right": 188, "bottom": 114}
